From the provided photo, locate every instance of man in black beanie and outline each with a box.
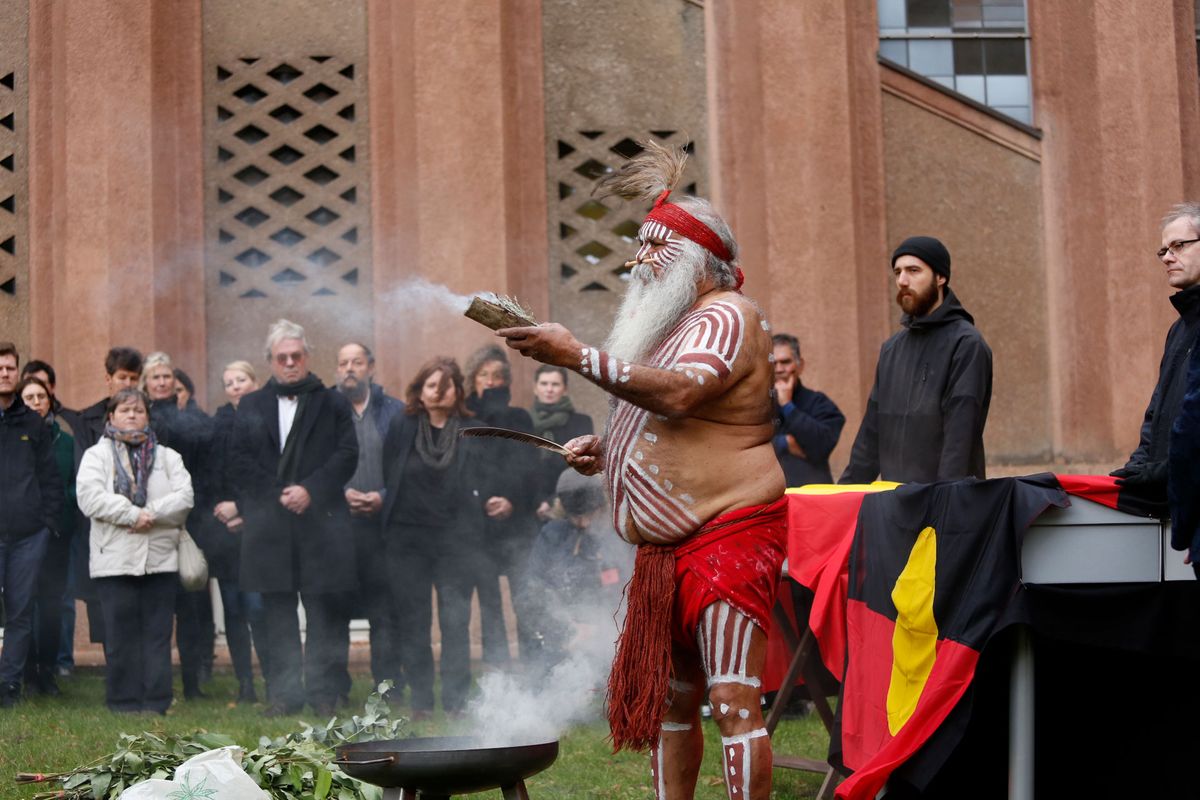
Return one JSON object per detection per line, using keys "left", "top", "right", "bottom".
{"left": 840, "top": 235, "right": 992, "bottom": 483}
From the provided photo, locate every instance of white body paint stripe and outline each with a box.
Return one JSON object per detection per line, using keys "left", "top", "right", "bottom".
{"left": 661, "top": 721, "right": 693, "bottom": 732}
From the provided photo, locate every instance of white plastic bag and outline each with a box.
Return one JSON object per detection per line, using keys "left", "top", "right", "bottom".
{"left": 118, "top": 746, "right": 267, "bottom": 800}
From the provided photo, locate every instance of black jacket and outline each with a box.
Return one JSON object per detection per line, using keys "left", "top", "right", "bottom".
{"left": 0, "top": 398, "right": 64, "bottom": 539}
{"left": 1169, "top": 344, "right": 1200, "bottom": 566}
{"left": 379, "top": 413, "right": 496, "bottom": 551}
{"left": 775, "top": 384, "right": 845, "bottom": 486}
{"left": 530, "top": 409, "right": 593, "bottom": 504}
{"left": 466, "top": 387, "right": 540, "bottom": 548}
{"left": 841, "top": 288, "right": 993, "bottom": 484}
{"left": 229, "top": 378, "right": 359, "bottom": 594}
{"left": 1127, "top": 283, "right": 1200, "bottom": 469}
{"left": 72, "top": 396, "right": 110, "bottom": 470}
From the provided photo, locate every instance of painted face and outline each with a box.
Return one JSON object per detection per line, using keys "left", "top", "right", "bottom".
{"left": 21, "top": 382, "right": 51, "bottom": 417}
{"left": 633, "top": 220, "right": 685, "bottom": 277}
{"left": 534, "top": 371, "right": 567, "bottom": 404}
{"left": 109, "top": 397, "right": 149, "bottom": 431}
{"left": 105, "top": 368, "right": 141, "bottom": 397}
{"left": 893, "top": 255, "right": 944, "bottom": 317}
{"left": 0, "top": 355, "right": 17, "bottom": 397}
{"left": 270, "top": 337, "right": 308, "bottom": 384}
{"left": 421, "top": 370, "right": 457, "bottom": 411}
{"left": 336, "top": 344, "right": 373, "bottom": 392}
{"left": 1159, "top": 216, "right": 1200, "bottom": 290}
{"left": 223, "top": 369, "right": 257, "bottom": 404}
{"left": 473, "top": 359, "right": 507, "bottom": 395}
{"left": 772, "top": 344, "right": 802, "bottom": 382}
{"left": 144, "top": 364, "right": 176, "bottom": 401}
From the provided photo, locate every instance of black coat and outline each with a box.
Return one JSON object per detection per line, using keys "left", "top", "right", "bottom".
{"left": 530, "top": 409, "right": 594, "bottom": 504}
{"left": 193, "top": 402, "right": 242, "bottom": 580}
{"left": 841, "top": 288, "right": 993, "bottom": 484}
{"left": 0, "top": 398, "right": 63, "bottom": 539}
{"left": 1127, "top": 283, "right": 1200, "bottom": 469}
{"left": 1169, "top": 344, "right": 1200, "bottom": 567}
{"left": 775, "top": 384, "right": 845, "bottom": 486}
{"left": 379, "top": 413, "right": 494, "bottom": 554}
{"left": 466, "top": 388, "right": 540, "bottom": 548}
{"left": 229, "top": 379, "right": 359, "bottom": 594}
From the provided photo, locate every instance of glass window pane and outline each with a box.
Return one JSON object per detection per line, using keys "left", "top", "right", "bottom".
{"left": 952, "top": 3, "right": 983, "bottom": 29}
{"left": 879, "top": 40, "right": 909, "bottom": 66}
{"left": 984, "top": 39, "right": 1028, "bottom": 75}
{"left": 993, "top": 106, "right": 1031, "bottom": 124}
{"left": 955, "top": 75, "right": 986, "bottom": 103}
{"left": 878, "top": 0, "right": 907, "bottom": 32}
{"left": 931, "top": 75, "right": 956, "bottom": 90}
{"left": 981, "top": 2, "right": 1027, "bottom": 30}
{"left": 909, "top": 40, "right": 954, "bottom": 76}
{"left": 907, "top": 0, "right": 952, "bottom": 28}
{"left": 954, "top": 40, "right": 983, "bottom": 73}
{"left": 985, "top": 74, "right": 1029, "bottom": 106}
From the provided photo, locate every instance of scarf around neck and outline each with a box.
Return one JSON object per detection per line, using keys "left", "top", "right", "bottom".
{"left": 104, "top": 423, "right": 157, "bottom": 507}
{"left": 270, "top": 373, "right": 325, "bottom": 484}
{"left": 530, "top": 396, "right": 576, "bottom": 440}
{"left": 415, "top": 412, "right": 460, "bottom": 470}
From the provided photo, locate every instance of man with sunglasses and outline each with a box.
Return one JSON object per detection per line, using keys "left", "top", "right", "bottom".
{"left": 229, "top": 319, "right": 359, "bottom": 717}
{"left": 1111, "top": 203, "right": 1200, "bottom": 502}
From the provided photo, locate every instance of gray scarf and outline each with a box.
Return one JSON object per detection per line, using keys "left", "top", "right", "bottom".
{"left": 415, "top": 413, "right": 460, "bottom": 470}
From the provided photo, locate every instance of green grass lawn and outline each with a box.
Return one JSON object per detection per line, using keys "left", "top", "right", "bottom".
{"left": 0, "top": 669, "right": 833, "bottom": 799}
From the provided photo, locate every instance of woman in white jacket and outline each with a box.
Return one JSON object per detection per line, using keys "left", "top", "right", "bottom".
{"left": 76, "top": 388, "right": 194, "bottom": 713}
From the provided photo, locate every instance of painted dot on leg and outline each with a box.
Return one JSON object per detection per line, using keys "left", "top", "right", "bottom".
{"left": 719, "top": 703, "right": 730, "bottom": 715}
{"left": 738, "top": 708, "right": 750, "bottom": 719}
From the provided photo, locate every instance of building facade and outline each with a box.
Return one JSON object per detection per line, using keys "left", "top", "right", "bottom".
{"left": 1, "top": 0, "right": 1197, "bottom": 476}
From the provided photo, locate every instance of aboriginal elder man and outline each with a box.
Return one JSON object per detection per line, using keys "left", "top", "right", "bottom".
{"left": 500, "top": 141, "right": 786, "bottom": 800}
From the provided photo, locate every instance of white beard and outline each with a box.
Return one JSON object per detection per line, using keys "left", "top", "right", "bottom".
{"left": 604, "top": 246, "right": 705, "bottom": 362}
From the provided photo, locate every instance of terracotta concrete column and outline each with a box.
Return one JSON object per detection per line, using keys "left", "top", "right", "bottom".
{"left": 27, "top": 1, "right": 204, "bottom": 408}
{"left": 368, "top": 0, "right": 548, "bottom": 398}
{"left": 706, "top": 0, "right": 890, "bottom": 472}
{"left": 1030, "top": 0, "right": 1200, "bottom": 462}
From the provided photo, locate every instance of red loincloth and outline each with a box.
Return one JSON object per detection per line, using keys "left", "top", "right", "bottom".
{"left": 606, "top": 496, "right": 788, "bottom": 752}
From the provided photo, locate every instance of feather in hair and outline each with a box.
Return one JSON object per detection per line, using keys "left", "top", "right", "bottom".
{"left": 593, "top": 139, "right": 688, "bottom": 201}
{"left": 459, "top": 426, "right": 571, "bottom": 457}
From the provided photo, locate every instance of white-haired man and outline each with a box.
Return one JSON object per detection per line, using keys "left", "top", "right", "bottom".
{"left": 230, "top": 320, "right": 359, "bottom": 717}
{"left": 500, "top": 142, "right": 786, "bottom": 800}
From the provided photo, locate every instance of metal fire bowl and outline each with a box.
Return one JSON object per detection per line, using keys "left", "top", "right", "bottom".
{"left": 335, "top": 737, "right": 559, "bottom": 796}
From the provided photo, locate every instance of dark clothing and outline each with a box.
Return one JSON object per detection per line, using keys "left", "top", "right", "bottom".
{"left": 1169, "top": 343, "right": 1200, "bottom": 576}
{"left": 229, "top": 375, "right": 358, "bottom": 710}
{"left": 385, "top": 525, "right": 474, "bottom": 713}
{"left": 197, "top": 403, "right": 241, "bottom": 580}
{"left": 392, "top": 425, "right": 459, "bottom": 527}
{"left": 529, "top": 406, "right": 593, "bottom": 505}
{"left": 95, "top": 572, "right": 176, "bottom": 713}
{"left": 466, "top": 387, "right": 540, "bottom": 663}
{"left": 345, "top": 384, "right": 404, "bottom": 493}
{"left": 230, "top": 379, "right": 359, "bottom": 594}
{"left": 0, "top": 528, "right": 51, "bottom": 686}
{"left": 0, "top": 398, "right": 63, "bottom": 539}
{"left": 68, "top": 397, "right": 109, "bottom": 642}
{"left": 381, "top": 413, "right": 496, "bottom": 709}
{"left": 1127, "top": 283, "right": 1200, "bottom": 472}
{"left": 774, "top": 384, "right": 845, "bottom": 486}
{"left": 841, "top": 289, "right": 992, "bottom": 484}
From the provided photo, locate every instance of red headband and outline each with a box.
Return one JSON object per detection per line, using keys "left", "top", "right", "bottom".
{"left": 644, "top": 190, "right": 744, "bottom": 290}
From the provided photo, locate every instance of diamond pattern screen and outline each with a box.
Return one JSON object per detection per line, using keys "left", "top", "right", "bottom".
{"left": 551, "top": 130, "right": 698, "bottom": 294}
{"left": 0, "top": 67, "right": 16, "bottom": 300}
{"left": 208, "top": 56, "right": 367, "bottom": 300}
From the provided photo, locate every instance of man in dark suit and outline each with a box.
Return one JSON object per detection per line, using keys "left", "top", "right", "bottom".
{"left": 230, "top": 319, "right": 358, "bottom": 716}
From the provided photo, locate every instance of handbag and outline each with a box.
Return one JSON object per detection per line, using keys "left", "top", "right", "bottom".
{"left": 177, "top": 530, "right": 209, "bottom": 591}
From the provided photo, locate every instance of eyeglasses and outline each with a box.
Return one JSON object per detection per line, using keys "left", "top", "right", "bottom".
{"left": 1156, "top": 238, "right": 1200, "bottom": 260}
{"left": 274, "top": 352, "right": 305, "bottom": 365}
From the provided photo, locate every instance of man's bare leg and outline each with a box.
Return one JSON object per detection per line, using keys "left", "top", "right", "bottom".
{"left": 651, "top": 645, "right": 706, "bottom": 799}
{"left": 699, "top": 602, "right": 772, "bottom": 800}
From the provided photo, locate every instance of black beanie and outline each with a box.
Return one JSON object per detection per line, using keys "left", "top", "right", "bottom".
{"left": 891, "top": 236, "right": 951, "bottom": 282}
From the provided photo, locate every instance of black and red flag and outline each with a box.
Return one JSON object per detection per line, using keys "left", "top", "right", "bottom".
{"left": 830, "top": 475, "right": 1066, "bottom": 800}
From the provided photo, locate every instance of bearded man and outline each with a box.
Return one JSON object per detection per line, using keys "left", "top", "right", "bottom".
{"left": 840, "top": 235, "right": 993, "bottom": 484}
{"left": 499, "top": 141, "right": 786, "bottom": 800}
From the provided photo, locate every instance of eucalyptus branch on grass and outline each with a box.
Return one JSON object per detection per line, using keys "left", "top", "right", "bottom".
{"left": 16, "top": 682, "right": 406, "bottom": 800}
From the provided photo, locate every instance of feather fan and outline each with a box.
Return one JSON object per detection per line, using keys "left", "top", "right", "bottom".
{"left": 459, "top": 426, "right": 571, "bottom": 457}
{"left": 593, "top": 138, "right": 688, "bottom": 201}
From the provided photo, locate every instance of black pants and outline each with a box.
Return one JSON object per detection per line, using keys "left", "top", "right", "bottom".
{"left": 385, "top": 524, "right": 474, "bottom": 713}
{"left": 218, "top": 580, "right": 265, "bottom": 686}
{"left": 175, "top": 585, "right": 213, "bottom": 695}
{"left": 481, "top": 529, "right": 537, "bottom": 663}
{"left": 25, "top": 530, "right": 70, "bottom": 684}
{"left": 353, "top": 518, "right": 403, "bottom": 689}
{"left": 261, "top": 590, "right": 352, "bottom": 709}
{"left": 95, "top": 572, "right": 176, "bottom": 713}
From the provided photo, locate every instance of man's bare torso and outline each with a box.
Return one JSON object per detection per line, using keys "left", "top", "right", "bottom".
{"left": 604, "top": 292, "right": 785, "bottom": 544}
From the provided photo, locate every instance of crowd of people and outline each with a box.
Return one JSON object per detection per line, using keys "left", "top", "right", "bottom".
{"left": 0, "top": 327, "right": 632, "bottom": 717}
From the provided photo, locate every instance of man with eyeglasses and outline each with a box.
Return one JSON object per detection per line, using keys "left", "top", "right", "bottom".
{"left": 229, "top": 319, "right": 359, "bottom": 717}
{"left": 841, "top": 235, "right": 993, "bottom": 484}
{"left": 1110, "top": 203, "right": 1200, "bottom": 506}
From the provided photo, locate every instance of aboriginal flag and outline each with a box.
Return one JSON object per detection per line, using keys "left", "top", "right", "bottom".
{"left": 831, "top": 475, "right": 1066, "bottom": 800}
